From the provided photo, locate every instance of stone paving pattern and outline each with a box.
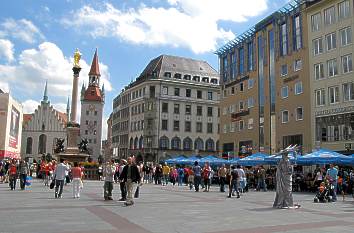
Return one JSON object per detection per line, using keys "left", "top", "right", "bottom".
{"left": 1, "top": 180, "right": 354, "bottom": 233}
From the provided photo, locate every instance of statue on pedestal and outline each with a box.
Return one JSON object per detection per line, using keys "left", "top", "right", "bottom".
{"left": 273, "top": 150, "right": 300, "bottom": 209}
{"left": 54, "top": 138, "right": 65, "bottom": 153}
{"left": 78, "top": 139, "right": 89, "bottom": 153}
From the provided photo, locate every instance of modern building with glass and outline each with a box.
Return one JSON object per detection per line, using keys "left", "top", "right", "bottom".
{"left": 216, "top": 0, "right": 312, "bottom": 157}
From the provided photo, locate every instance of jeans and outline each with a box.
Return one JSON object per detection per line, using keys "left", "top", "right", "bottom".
{"left": 332, "top": 181, "right": 337, "bottom": 201}
{"left": 178, "top": 176, "right": 184, "bottom": 186}
{"left": 9, "top": 175, "right": 17, "bottom": 190}
{"left": 104, "top": 181, "right": 113, "bottom": 199}
{"left": 194, "top": 176, "right": 201, "bottom": 191}
{"left": 72, "top": 178, "right": 81, "bottom": 198}
{"left": 120, "top": 181, "right": 127, "bottom": 199}
{"left": 257, "top": 178, "right": 267, "bottom": 191}
{"left": 125, "top": 179, "right": 136, "bottom": 204}
{"left": 229, "top": 180, "right": 239, "bottom": 197}
{"left": 55, "top": 179, "right": 64, "bottom": 198}
{"left": 20, "top": 174, "right": 27, "bottom": 190}
{"left": 219, "top": 177, "right": 226, "bottom": 192}
{"left": 163, "top": 174, "right": 169, "bottom": 185}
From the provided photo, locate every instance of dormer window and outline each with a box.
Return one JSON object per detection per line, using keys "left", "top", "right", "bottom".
{"left": 174, "top": 73, "right": 182, "bottom": 79}
{"left": 202, "top": 77, "right": 209, "bottom": 83}
{"left": 164, "top": 72, "right": 171, "bottom": 78}
{"left": 183, "top": 74, "right": 191, "bottom": 80}
{"left": 193, "top": 76, "right": 200, "bottom": 82}
{"left": 211, "top": 78, "right": 218, "bottom": 84}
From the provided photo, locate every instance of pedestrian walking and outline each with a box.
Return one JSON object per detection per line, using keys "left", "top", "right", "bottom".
{"left": 228, "top": 165, "right": 240, "bottom": 198}
{"left": 71, "top": 162, "right": 83, "bottom": 198}
{"left": 119, "top": 157, "right": 141, "bottom": 206}
{"left": 177, "top": 166, "right": 184, "bottom": 186}
{"left": 103, "top": 160, "right": 115, "bottom": 200}
{"left": 19, "top": 160, "right": 29, "bottom": 190}
{"left": 118, "top": 159, "right": 127, "bottom": 201}
{"left": 202, "top": 162, "right": 211, "bottom": 192}
{"left": 192, "top": 161, "right": 202, "bottom": 192}
{"left": 162, "top": 163, "right": 170, "bottom": 186}
{"left": 9, "top": 160, "right": 18, "bottom": 190}
{"left": 53, "top": 159, "right": 70, "bottom": 198}
{"left": 218, "top": 164, "right": 227, "bottom": 192}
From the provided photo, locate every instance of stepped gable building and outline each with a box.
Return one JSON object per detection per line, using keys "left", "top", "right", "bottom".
{"left": 21, "top": 82, "right": 67, "bottom": 159}
{"left": 80, "top": 49, "right": 105, "bottom": 159}
{"left": 112, "top": 55, "right": 220, "bottom": 162}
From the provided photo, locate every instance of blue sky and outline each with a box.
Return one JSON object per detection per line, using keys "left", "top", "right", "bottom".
{"left": 0, "top": 0, "right": 289, "bottom": 138}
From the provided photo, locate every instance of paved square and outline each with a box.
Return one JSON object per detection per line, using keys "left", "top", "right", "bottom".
{"left": 1, "top": 180, "right": 354, "bottom": 233}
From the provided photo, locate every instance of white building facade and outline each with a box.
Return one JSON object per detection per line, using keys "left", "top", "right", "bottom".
{"left": 21, "top": 82, "right": 67, "bottom": 159}
{"left": 0, "top": 89, "right": 23, "bottom": 160}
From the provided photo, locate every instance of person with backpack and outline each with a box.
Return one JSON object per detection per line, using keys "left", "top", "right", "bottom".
{"left": 192, "top": 161, "right": 202, "bottom": 192}
{"left": 177, "top": 166, "right": 184, "bottom": 186}
{"left": 228, "top": 165, "right": 240, "bottom": 198}
{"left": 9, "top": 160, "right": 18, "bottom": 190}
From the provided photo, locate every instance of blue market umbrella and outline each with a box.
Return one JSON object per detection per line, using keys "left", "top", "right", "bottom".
{"left": 297, "top": 149, "right": 352, "bottom": 165}
{"left": 239, "top": 153, "right": 270, "bottom": 166}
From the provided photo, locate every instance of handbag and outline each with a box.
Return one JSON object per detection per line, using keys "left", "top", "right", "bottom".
{"left": 134, "top": 186, "right": 140, "bottom": 198}
{"left": 50, "top": 175, "right": 56, "bottom": 189}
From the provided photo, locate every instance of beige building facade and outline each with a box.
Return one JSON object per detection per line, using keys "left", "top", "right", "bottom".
{"left": 217, "top": 1, "right": 312, "bottom": 157}
{"left": 112, "top": 55, "right": 220, "bottom": 162}
{"left": 306, "top": 0, "right": 354, "bottom": 154}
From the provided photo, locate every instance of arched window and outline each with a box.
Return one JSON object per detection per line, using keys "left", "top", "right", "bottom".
{"left": 139, "top": 136, "right": 144, "bottom": 149}
{"left": 194, "top": 138, "right": 204, "bottom": 151}
{"left": 134, "top": 137, "right": 139, "bottom": 149}
{"left": 159, "top": 136, "right": 169, "bottom": 150}
{"left": 205, "top": 138, "right": 215, "bottom": 151}
{"left": 26, "top": 137, "right": 33, "bottom": 154}
{"left": 38, "top": 134, "right": 47, "bottom": 154}
{"left": 171, "top": 137, "right": 181, "bottom": 150}
{"left": 183, "top": 137, "right": 192, "bottom": 150}
{"left": 129, "top": 138, "right": 134, "bottom": 149}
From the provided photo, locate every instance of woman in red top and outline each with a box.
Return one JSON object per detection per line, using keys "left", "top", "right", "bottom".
{"left": 9, "top": 160, "right": 17, "bottom": 190}
{"left": 71, "top": 162, "right": 82, "bottom": 198}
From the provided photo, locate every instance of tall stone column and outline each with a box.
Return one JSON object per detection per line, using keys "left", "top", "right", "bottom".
{"left": 70, "top": 67, "right": 81, "bottom": 123}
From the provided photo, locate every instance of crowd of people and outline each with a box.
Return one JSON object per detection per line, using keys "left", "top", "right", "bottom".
{"left": 2, "top": 156, "right": 354, "bottom": 206}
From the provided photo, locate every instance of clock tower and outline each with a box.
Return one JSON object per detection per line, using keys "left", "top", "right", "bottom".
{"left": 80, "top": 49, "right": 105, "bottom": 160}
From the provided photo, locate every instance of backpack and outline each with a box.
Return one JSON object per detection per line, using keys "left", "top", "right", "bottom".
{"left": 179, "top": 169, "right": 184, "bottom": 176}
{"left": 231, "top": 170, "right": 239, "bottom": 180}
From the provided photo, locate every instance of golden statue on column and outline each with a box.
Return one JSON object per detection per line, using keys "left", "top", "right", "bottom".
{"left": 73, "top": 48, "right": 81, "bottom": 68}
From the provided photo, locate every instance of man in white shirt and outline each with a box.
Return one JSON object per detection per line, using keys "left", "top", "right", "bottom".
{"left": 54, "top": 159, "right": 69, "bottom": 198}
{"left": 236, "top": 165, "right": 246, "bottom": 193}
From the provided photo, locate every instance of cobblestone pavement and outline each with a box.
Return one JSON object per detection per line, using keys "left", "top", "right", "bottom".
{"left": 1, "top": 180, "right": 354, "bottom": 233}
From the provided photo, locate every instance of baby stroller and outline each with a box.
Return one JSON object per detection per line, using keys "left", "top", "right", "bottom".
{"left": 314, "top": 182, "right": 334, "bottom": 203}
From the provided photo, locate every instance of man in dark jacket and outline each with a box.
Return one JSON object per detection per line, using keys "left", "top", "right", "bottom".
{"left": 119, "top": 157, "right": 141, "bottom": 206}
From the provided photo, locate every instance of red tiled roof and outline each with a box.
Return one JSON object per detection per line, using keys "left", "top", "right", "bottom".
{"left": 56, "top": 111, "right": 68, "bottom": 124}
{"left": 23, "top": 114, "right": 33, "bottom": 125}
{"left": 89, "top": 49, "right": 100, "bottom": 76}
{"left": 83, "top": 86, "right": 103, "bottom": 102}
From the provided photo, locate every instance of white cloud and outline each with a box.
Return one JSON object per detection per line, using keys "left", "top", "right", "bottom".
{"left": 0, "top": 80, "right": 9, "bottom": 92}
{"left": 0, "top": 39, "right": 14, "bottom": 62}
{"left": 22, "top": 99, "right": 40, "bottom": 114}
{"left": 0, "top": 42, "right": 112, "bottom": 99}
{"left": 0, "top": 18, "right": 45, "bottom": 44}
{"left": 62, "top": 1, "right": 268, "bottom": 53}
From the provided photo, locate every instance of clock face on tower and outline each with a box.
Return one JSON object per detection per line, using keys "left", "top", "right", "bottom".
{"left": 87, "top": 121, "right": 95, "bottom": 133}
{"left": 89, "top": 104, "right": 95, "bottom": 112}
